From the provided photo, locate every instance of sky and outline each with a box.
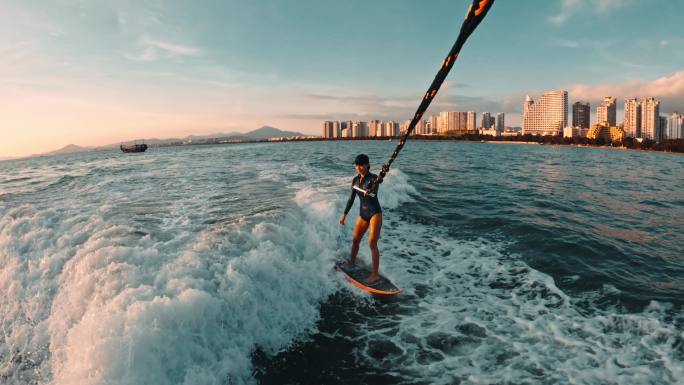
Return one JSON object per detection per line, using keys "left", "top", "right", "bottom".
{"left": 2, "top": 0, "right": 684, "bottom": 158}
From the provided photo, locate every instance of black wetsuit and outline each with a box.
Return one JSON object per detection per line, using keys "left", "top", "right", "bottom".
{"left": 343, "top": 172, "right": 382, "bottom": 221}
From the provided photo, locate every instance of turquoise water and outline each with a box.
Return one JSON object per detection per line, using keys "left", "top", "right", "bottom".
{"left": 1, "top": 141, "right": 682, "bottom": 384}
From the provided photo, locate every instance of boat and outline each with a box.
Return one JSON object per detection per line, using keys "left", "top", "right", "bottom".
{"left": 120, "top": 143, "right": 148, "bottom": 153}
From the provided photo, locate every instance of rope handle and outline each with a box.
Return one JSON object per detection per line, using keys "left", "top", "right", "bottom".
{"left": 369, "top": 0, "right": 495, "bottom": 190}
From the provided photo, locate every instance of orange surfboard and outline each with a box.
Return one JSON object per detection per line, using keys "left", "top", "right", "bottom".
{"left": 335, "top": 262, "right": 401, "bottom": 295}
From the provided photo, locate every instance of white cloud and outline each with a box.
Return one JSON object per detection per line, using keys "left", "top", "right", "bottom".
{"left": 557, "top": 39, "right": 580, "bottom": 48}
{"left": 568, "top": 70, "right": 684, "bottom": 111}
{"left": 141, "top": 37, "right": 201, "bottom": 57}
{"left": 549, "top": 0, "right": 630, "bottom": 25}
{"left": 126, "top": 36, "right": 201, "bottom": 62}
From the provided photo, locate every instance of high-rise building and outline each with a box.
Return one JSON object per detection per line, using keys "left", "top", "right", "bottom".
{"left": 667, "top": 112, "right": 684, "bottom": 139}
{"left": 400, "top": 119, "right": 412, "bottom": 135}
{"left": 438, "top": 111, "right": 469, "bottom": 134}
{"left": 641, "top": 97, "right": 660, "bottom": 141}
{"left": 481, "top": 112, "right": 492, "bottom": 129}
{"left": 323, "top": 121, "right": 335, "bottom": 138}
{"left": 438, "top": 112, "right": 450, "bottom": 133}
{"left": 429, "top": 115, "right": 440, "bottom": 134}
{"left": 332, "top": 121, "right": 340, "bottom": 138}
{"left": 496, "top": 112, "right": 505, "bottom": 132}
{"left": 572, "top": 102, "right": 590, "bottom": 129}
{"left": 383, "top": 121, "right": 399, "bottom": 137}
{"left": 623, "top": 98, "right": 642, "bottom": 138}
{"left": 352, "top": 121, "right": 368, "bottom": 138}
{"left": 368, "top": 120, "right": 382, "bottom": 137}
{"left": 380, "top": 121, "right": 387, "bottom": 137}
{"left": 467, "top": 111, "right": 477, "bottom": 132}
{"left": 340, "top": 120, "right": 353, "bottom": 138}
{"left": 522, "top": 90, "right": 568, "bottom": 136}
{"left": 658, "top": 116, "right": 667, "bottom": 143}
{"left": 597, "top": 97, "right": 617, "bottom": 126}
{"left": 458, "top": 112, "right": 468, "bottom": 132}
{"left": 479, "top": 113, "right": 495, "bottom": 129}
{"left": 414, "top": 120, "right": 429, "bottom": 135}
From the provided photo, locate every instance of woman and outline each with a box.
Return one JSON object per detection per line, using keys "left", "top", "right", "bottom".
{"left": 339, "top": 154, "right": 383, "bottom": 284}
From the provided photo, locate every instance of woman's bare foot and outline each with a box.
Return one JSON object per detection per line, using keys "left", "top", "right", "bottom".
{"left": 364, "top": 274, "right": 380, "bottom": 284}
{"left": 345, "top": 259, "right": 356, "bottom": 267}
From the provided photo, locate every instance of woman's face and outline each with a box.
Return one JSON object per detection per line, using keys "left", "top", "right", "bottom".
{"left": 355, "top": 163, "right": 369, "bottom": 175}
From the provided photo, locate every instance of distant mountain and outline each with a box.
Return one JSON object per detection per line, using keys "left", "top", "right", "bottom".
{"left": 101, "top": 137, "right": 184, "bottom": 149}
{"left": 44, "top": 144, "right": 93, "bottom": 155}
{"left": 243, "top": 126, "right": 303, "bottom": 139}
{"left": 185, "top": 132, "right": 241, "bottom": 141}
{"left": 40, "top": 126, "right": 306, "bottom": 157}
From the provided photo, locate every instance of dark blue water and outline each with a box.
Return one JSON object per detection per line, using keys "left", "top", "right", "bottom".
{"left": 1, "top": 141, "right": 682, "bottom": 384}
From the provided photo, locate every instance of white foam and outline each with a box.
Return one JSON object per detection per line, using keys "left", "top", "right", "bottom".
{"left": 2, "top": 151, "right": 681, "bottom": 385}
{"left": 0, "top": 154, "right": 352, "bottom": 384}
{"left": 345, "top": 219, "right": 683, "bottom": 384}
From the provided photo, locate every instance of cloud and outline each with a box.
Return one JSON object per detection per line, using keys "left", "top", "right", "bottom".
{"left": 127, "top": 36, "right": 201, "bottom": 61}
{"left": 549, "top": 14, "right": 569, "bottom": 26}
{"left": 142, "top": 37, "right": 200, "bottom": 56}
{"left": 442, "top": 81, "right": 469, "bottom": 90}
{"left": 568, "top": 70, "right": 684, "bottom": 111}
{"left": 557, "top": 39, "right": 580, "bottom": 48}
{"left": 549, "top": 0, "right": 631, "bottom": 25}
{"left": 290, "top": 90, "right": 505, "bottom": 123}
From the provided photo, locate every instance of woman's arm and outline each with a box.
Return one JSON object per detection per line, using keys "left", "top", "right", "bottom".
{"left": 343, "top": 183, "right": 356, "bottom": 215}
{"left": 339, "top": 182, "right": 356, "bottom": 225}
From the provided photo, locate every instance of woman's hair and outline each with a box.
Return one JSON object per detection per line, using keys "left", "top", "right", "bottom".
{"left": 354, "top": 154, "right": 370, "bottom": 166}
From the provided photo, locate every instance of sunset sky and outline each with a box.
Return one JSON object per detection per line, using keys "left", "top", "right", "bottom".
{"left": 2, "top": 0, "right": 684, "bottom": 158}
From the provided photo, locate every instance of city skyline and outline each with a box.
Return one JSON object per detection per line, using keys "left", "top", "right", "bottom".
{"left": 2, "top": 1, "right": 684, "bottom": 157}
{"left": 322, "top": 92, "right": 684, "bottom": 142}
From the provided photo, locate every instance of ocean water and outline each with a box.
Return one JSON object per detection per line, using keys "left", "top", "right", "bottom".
{"left": 0, "top": 141, "right": 682, "bottom": 385}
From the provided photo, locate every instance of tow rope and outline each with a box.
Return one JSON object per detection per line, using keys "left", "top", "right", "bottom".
{"left": 370, "top": 0, "right": 495, "bottom": 190}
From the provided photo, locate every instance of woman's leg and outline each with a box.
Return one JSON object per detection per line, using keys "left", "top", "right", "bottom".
{"left": 349, "top": 216, "right": 369, "bottom": 265}
{"left": 366, "top": 213, "right": 383, "bottom": 282}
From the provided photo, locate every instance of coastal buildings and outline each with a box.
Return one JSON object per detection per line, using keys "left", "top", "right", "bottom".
{"left": 368, "top": 120, "right": 382, "bottom": 137}
{"left": 641, "top": 97, "right": 660, "bottom": 141}
{"left": 322, "top": 93, "right": 680, "bottom": 143}
{"left": 587, "top": 122, "right": 625, "bottom": 143}
{"left": 352, "top": 121, "right": 368, "bottom": 137}
{"left": 659, "top": 116, "right": 667, "bottom": 142}
{"left": 467, "top": 111, "right": 477, "bottom": 132}
{"left": 429, "top": 115, "right": 440, "bottom": 134}
{"left": 384, "top": 121, "right": 399, "bottom": 137}
{"left": 496, "top": 112, "right": 505, "bottom": 132}
{"left": 415, "top": 119, "right": 429, "bottom": 135}
{"left": 437, "top": 111, "right": 472, "bottom": 135}
{"left": 341, "top": 121, "right": 353, "bottom": 138}
{"left": 623, "top": 98, "right": 642, "bottom": 138}
{"left": 481, "top": 112, "right": 493, "bottom": 129}
{"left": 323, "top": 121, "right": 334, "bottom": 138}
{"left": 522, "top": 90, "right": 568, "bottom": 136}
{"left": 597, "top": 97, "right": 617, "bottom": 126}
{"left": 667, "top": 112, "right": 683, "bottom": 139}
{"left": 333, "top": 121, "right": 340, "bottom": 138}
{"left": 572, "top": 102, "right": 590, "bottom": 129}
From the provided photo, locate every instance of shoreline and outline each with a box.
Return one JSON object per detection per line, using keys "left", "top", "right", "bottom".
{"left": 482, "top": 140, "right": 682, "bottom": 155}
{"left": 4, "top": 136, "right": 682, "bottom": 162}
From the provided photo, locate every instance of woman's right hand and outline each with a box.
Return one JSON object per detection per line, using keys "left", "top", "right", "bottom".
{"left": 339, "top": 214, "right": 346, "bottom": 225}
